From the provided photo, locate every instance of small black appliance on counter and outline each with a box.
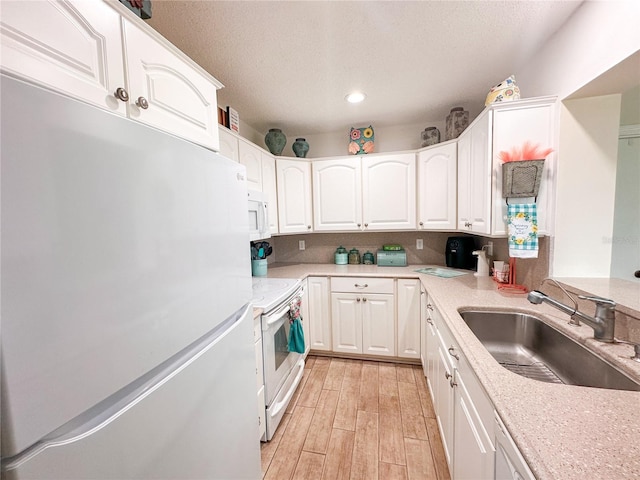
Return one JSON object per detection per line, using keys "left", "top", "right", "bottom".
{"left": 445, "top": 236, "right": 476, "bottom": 270}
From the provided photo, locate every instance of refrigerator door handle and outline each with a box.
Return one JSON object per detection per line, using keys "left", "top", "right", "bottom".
{"left": 1, "top": 303, "right": 252, "bottom": 473}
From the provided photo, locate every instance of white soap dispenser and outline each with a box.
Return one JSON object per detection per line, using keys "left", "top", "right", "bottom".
{"left": 472, "top": 248, "right": 490, "bottom": 277}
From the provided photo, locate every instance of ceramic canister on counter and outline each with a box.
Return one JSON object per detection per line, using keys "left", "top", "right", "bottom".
{"left": 362, "top": 251, "right": 375, "bottom": 265}
{"left": 335, "top": 246, "right": 348, "bottom": 265}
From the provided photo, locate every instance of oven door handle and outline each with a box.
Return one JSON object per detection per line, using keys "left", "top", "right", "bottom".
{"left": 269, "top": 359, "right": 305, "bottom": 418}
{"left": 265, "top": 304, "right": 292, "bottom": 326}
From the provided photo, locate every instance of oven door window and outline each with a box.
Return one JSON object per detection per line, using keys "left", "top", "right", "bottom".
{"left": 273, "top": 319, "right": 290, "bottom": 371}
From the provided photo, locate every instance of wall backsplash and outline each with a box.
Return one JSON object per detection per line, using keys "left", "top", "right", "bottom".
{"left": 270, "top": 232, "right": 550, "bottom": 291}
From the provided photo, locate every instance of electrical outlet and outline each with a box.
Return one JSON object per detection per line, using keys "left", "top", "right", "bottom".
{"left": 416, "top": 239, "right": 423, "bottom": 250}
{"left": 299, "top": 240, "right": 305, "bottom": 251}
{"left": 486, "top": 241, "right": 493, "bottom": 256}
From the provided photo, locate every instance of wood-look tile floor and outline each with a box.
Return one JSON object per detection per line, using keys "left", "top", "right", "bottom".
{"left": 261, "top": 356, "right": 451, "bottom": 480}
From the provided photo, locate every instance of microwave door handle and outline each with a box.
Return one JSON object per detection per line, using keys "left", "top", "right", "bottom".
{"left": 262, "top": 201, "right": 268, "bottom": 231}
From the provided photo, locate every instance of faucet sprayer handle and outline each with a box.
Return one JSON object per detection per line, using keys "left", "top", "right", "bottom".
{"left": 577, "top": 295, "right": 616, "bottom": 308}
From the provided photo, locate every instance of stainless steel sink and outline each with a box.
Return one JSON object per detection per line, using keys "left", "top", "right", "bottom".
{"left": 459, "top": 310, "right": 640, "bottom": 391}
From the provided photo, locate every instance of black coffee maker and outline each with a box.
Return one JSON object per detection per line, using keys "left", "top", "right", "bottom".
{"left": 445, "top": 236, "right": 476, "bottom": 270}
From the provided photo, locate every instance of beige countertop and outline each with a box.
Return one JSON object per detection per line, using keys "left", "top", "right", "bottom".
{"left": 263, "top": 262, "right": 640, "bottom": 480}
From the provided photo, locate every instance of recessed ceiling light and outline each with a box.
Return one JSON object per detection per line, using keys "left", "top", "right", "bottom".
{"left": 345, "top": 92, "right": 366, "bottom": 104}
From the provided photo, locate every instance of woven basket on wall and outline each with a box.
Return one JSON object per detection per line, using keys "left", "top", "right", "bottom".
{"left": 502, "top": 159, "right": 545, "bottom": 198}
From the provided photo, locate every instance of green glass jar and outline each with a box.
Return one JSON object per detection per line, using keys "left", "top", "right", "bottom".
{"left": 348, "top": 248, "right": 361, "bottom": 265}
{"left": 362, "top": 251, "right": 375, "bottom": 265}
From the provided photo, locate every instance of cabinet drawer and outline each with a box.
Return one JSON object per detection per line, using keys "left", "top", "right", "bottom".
{"left": 331, "top": 277, "right": 394, "bottom": 294}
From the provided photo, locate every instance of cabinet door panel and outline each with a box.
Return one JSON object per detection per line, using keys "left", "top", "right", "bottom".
{"left": 308, "top": 277, "right": 331, "bottom": 351}
{"left": 418, "top": 143, "right": 457, "bottom": 230}
{"left": 362, "top": 294, "right": 395, "bottom": 357}
{"left": 123, "top": 20, "right": 218, "bottom": 150}
{"left": 469, "top": 114, "right": 492, "bottom": 234}
{"left": 218, "top": 127, "right": 239, "bottom": 163}
{"left": 276, "top": 159, "right": 312, "bottom": 234}
{"left": 238, "top": 140, "right": 262, "bottom": 191}
{"left": 312, "top": 159, "right": 362, "bottom": 231}
{"left": 362, "top": 154, "right": 416, "bottom": 230}
{"left": 0, "top": 0, "right": 126, "bottom": 115}
{"left": 331, "top": 293, "right": 362, "bottom": 354}
{"left": 397, "top": 279, "right": 421, "bottom": 359}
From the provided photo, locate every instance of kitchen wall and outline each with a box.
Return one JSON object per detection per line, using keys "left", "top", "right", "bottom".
{"left": 518, "top": 0, "right": 640, "bottom": 100}
{"left": 270, "top": 232, "right": 550, "bottom": 291}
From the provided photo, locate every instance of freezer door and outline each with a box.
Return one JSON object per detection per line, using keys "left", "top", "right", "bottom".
{"left": 1, "top": 75, "right": 251, "bottom": 456}
{"left": 2, "top": 305, "right": 261, "bottom": 480}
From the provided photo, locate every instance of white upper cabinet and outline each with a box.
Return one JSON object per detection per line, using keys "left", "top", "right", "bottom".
{"left": 276, "top": 159, "right": 313, "bottom": 234}
{"left": 218, "top": 126, "right": 240, "bottom": 163}
{"left": 239, "top": 139, "right": 263, "bottom": 191}
{"left": 312, "top": 158, "right": 363, "bottom": 231}
{"left": 417, "top": 142, "right": 457, "bottom": 230}
{"left": 362, "top": 154, "right": 416, "bottom": 230}
{"left": 313, "top": 153, "right": 416, "bottom": 232}
{"left": 458, "top": 97, "right": 556, "bottom": 236}
{"left": 491, "top": 99, "right": 556, "bottom": 236}
{"left": 1, "top": 0, "right": 222, "bottom": 150}
{"left": 122, "top": 19, "right": 219, "bottom": 150}
{"left": 0, "top": 0, "right": 126, "bottom": 115}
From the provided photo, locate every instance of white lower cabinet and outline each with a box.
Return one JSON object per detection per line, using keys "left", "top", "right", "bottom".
{"left": 396, "top": 278, "right": 422, "bottom": 359}
{"left": 330, "top": 277, "right": 395, "bottom": 357}
{"left": 307, "top": 277, "right": 332, "bottom": 351}
{"left": 495, "top": 413, "right": 536, "bottom": 480}
{"left": 428, "top": 303, "right": 499, "bottom": 479}
{"left": 299, "top": 279, "right": 311, "bottom": 357}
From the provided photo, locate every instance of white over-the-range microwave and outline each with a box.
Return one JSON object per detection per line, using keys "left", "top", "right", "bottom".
{"left": 248, "top": 190, "right": 270, "bottom": 241}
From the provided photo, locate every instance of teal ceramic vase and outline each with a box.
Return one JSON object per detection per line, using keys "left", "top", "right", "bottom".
{"left": 264, "top": 128, "right": 287, "bottom": 155}
{"left": 292, "top": 138, "right": 309, "bottom": 158}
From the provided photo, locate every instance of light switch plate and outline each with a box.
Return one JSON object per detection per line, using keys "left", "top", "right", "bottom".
{"left": 416, "top": 239, "right": 423, "bottom": 250}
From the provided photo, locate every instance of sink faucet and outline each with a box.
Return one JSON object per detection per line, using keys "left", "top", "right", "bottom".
{"left": 527, "top": 280, "right": 616, "bottom": 343}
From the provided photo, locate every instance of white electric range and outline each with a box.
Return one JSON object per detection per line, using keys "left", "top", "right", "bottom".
{"left": 251, "top": 277, "right": 305, "bottom": 441}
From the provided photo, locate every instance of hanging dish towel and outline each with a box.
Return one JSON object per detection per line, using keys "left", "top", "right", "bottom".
{"left": 507, "top": 203, "right": 538, "bottom": 258}
{"left": 288, "top": 296, "right": 305, "bottom": 354}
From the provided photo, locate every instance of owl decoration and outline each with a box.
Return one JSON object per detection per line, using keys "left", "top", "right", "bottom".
{"left": 349, "top": 125, "right": 374, "bottom": 155}
{"left": 485, "top": 75, "right": 521, "bottom": 106}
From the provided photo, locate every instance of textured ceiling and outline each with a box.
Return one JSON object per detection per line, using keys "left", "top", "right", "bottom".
{"left": 148, "top": 1, "right": 583, "bottom": 135}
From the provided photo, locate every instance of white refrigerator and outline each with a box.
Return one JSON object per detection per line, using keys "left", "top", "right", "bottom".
{"left": 0, "top": 74, "right": 261, "bottom": 479}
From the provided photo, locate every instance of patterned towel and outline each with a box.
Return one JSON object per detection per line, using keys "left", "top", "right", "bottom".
{"left": 288, "top": 296, "right": 305, "bottom": 354}
{"left": 507, "top": 203, "right": 538, "bottom": 258}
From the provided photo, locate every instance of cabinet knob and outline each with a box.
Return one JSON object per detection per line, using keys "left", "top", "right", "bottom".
{"left": 364, "top": 223, "right": 368, "bottom": 228}
{"left": 464, "top": 222, "right": 472, "bottom": 228}
{"left": 357, "top": 223, "right": 361, "bottom": 228}
{"left": 427, "top": 303, "right": 434, "bottom": 311}
{"left": 356, "top": 298, "right": 361, "bottom": 302}
{"left": 426, "top": 317, "right": 434, "bottom": 325}
{"left": 448, "top": 346, "right": 460, "bottom": 360}
{"left": 114, "top": 87, "right": 129, "bottom": 102}
{"left": 135, "top": 96, "right": 149, "bottom": 109}
{"left": 307, "top": 225, "right": 311, "bottom": 229}
{"left": 450, "top": 378, "right": 457, "bottom": 388}
{"left": 635, "top": 270, "right": 640, "bottom": 279}
{"left": 445, "top": 371, "right": 452, "bottom": 380}
{"left": 362, "top": 297, "right": 367, "bottom": 302}
{"left": 419, "top": 221, "right": 424, "bottom": 226}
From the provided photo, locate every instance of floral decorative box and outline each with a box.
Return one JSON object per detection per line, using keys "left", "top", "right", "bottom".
{"left": 348, "top": 125, "right": 374, "bottom": 155}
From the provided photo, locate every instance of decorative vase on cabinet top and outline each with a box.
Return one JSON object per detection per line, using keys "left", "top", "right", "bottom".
{"left": 445, "top": 107, "right": 469, "bottom": 140}
{"left": 292, "top": 138, "right": 309, "bottom": 158}
{"left": 421, "top": 127, "right": 440, "bottom": 147}
{"left": 264, "top": 128, "right": 287, "bottom": 155}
